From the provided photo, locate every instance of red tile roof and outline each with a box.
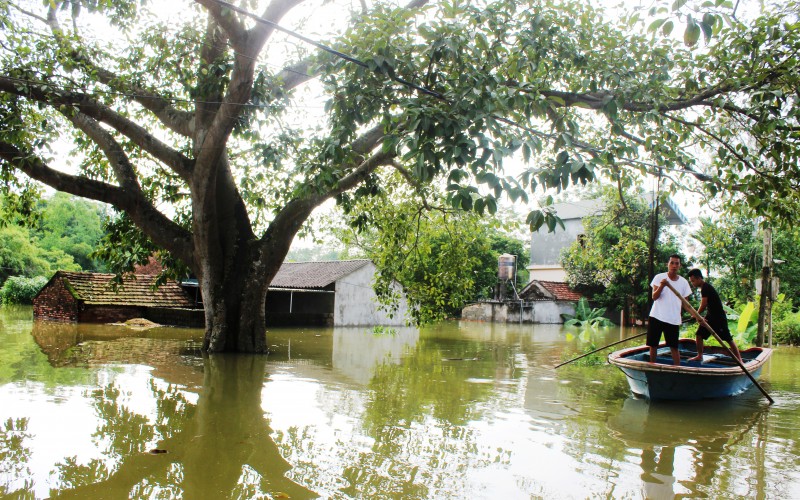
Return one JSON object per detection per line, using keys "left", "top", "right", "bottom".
{"left": 537, "top": 280, "right": 582, "bottom": 301}
{"left": 519, "top": 280, "right": 582, "bottom": 302}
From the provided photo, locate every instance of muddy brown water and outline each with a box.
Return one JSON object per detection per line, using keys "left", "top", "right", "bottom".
{"left": 1, "top": 306, "right": 799, "bottom": 499}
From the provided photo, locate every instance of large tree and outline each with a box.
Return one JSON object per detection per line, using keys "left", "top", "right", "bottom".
{"left": 1, "top": 0, "right": 798, "bottom": 352}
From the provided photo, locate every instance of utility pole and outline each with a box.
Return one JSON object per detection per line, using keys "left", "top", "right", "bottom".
{"left": 756, "top": 226, "right": 772, "bottom": 347}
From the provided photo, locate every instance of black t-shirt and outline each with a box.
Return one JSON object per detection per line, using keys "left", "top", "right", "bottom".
{"left": 701, "top": 282, "right": 727, "bottom": 324}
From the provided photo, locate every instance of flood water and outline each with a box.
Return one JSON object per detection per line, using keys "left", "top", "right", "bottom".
{"left": 1, "top": 305, "right": 799, "bottom": 499}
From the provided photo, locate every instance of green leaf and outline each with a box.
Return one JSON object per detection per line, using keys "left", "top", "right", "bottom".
{"left": 737, "top": 302, "right": 756, "bottom": 334}
{"left": 672, "top": 0, "right": 689, "bottom": 10}
{"left": 684, "top": 18, "right": 701, "bottom": 47}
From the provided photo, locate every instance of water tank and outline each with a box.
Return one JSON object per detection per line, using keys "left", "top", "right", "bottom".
{"left": 498, "top": 253, "right": 516, "bottom": 281}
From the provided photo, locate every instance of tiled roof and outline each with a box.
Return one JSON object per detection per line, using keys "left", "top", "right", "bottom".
{"left": 519, "top": 279, "right": 582, "bottom": 302}
{"left": 537, "top": 280, "right": 583, "bottom": 301}
{"left": 55, "top": 271, "right": 195, "bottom": 308}
{"left": 269, "top": 260, "right": 371, "bottom": 289}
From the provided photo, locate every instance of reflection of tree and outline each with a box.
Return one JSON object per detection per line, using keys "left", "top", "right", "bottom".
{"left": 0, "top": 417, "right": 33, "bottom": 498}
{"left": 48, "top": 355, "right": 316, "bottom": 499}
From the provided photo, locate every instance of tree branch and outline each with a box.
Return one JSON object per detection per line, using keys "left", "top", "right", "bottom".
{"left": 43, "top": 3, "right": 194, "bottom": 137}
{"left": 271, "top": 0, "right": 431, "bottom": 93}
{"left": 0, "top": 141, "right": 194, "bottom": 264}
{"left": 0, "top": 76, "right": 194, "bottom": 182}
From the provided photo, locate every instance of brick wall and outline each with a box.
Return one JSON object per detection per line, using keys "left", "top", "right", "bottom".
{"left": 79, "top": 305, "right": 146, "bottom": 324}
{"left": 33, "top": 277, "right": 79, "bottom": 322}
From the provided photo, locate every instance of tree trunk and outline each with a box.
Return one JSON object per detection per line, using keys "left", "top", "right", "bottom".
{"left": 201, "top": 260, "right": 270, "bottom": 353}
{"left": 193, "top": 158, "right": 279, "bottom": 353}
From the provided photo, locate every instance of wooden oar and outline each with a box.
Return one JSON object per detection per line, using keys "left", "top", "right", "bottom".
{"left": 663, "top": 280, "right": 774, "bottom": 404}
{"left": 554, "top": 331, "right": 647, "bottom": 369}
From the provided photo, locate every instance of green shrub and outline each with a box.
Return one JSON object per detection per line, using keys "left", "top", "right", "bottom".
{"left": 0, "top": 276, "right": 49, "bottom": 304}
{"left": 774, "top": 313, "right": 800, "bottom": 346}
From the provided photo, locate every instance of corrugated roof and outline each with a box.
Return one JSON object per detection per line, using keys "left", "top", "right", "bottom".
{"left": 56, "top": 271, "right": 195, "bottom": 308}
{"left": 269, "top": 260, "right": 371, "bottom": 289}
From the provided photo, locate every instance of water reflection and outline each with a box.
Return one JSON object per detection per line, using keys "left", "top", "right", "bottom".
{"left": 4, "top": 320, "right": 314, "bottom": 498}
{"left": 608, "top": 397, "right": 769, "bottom": 498}
{"left": 2, "top": 309, "right": 800, "bottom": 498}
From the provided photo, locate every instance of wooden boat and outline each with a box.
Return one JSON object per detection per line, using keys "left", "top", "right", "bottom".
{"left": 608, "top": 338, "right": 772, "bottom": 401}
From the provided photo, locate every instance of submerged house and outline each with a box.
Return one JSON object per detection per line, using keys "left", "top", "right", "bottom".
{"left": 461, "top": 278, "right": 583, "bottom": 324}
{"left": 33, "top": 271, "right": 201, "bottom": 326}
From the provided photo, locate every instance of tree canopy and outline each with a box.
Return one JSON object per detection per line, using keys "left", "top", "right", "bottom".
{"left": 0, "top": 193, "right": 105, "bottom": 284}
{"left": 332, "top": 180, "right": 529, "bottom": 323}
{"left": 1, "top": 0, "right": 798, "bottom": 351}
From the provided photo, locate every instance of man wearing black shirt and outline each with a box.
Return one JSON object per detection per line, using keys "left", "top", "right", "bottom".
{"left": 687, "top": 269, "right": 742, "bottom": 363}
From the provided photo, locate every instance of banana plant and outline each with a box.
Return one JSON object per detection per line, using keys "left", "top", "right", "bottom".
{"left": 560, "top": 298, "right": 614, "bottom": 328}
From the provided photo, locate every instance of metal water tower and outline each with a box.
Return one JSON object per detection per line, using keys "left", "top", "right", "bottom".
{"left": 498, "top": 253, "right": 516, "bottom": 280}
{"left": 495, "top": 253, "right": 517, "bottom": 300}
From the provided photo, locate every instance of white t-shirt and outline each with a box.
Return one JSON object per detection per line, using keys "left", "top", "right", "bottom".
{"left": 649, "top": 272, "right": 691, "bottom": 325}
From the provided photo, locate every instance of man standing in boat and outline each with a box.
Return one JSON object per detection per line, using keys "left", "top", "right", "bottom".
{"left": 686, "top": 268, "right": 743, "bottom": 363}
{"left": 648, "top": 254, "right": 693, "bottom": 365}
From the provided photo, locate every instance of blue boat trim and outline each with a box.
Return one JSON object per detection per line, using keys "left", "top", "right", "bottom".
{"left": 607, "top": 338, "right": 772, "bottom": 401}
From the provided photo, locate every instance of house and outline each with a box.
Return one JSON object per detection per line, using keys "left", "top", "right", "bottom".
{"left": 528, "top": 195, "right": 688, "bottom": 282}
{"left": 33, "top": 271, "right": 202, "bottom": 326}
{"left": 518, "top": 280, "right": 582, "bottom": 302}
{"left": 264, "top": 259, "right": 410, "bottom": 326}
{"left": 461, "top": 278, "right": 583, "bottom": 324}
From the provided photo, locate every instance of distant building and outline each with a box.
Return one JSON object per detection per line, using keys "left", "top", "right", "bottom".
{"left": 528, "top": 195, "right": 687, "bottom": 282}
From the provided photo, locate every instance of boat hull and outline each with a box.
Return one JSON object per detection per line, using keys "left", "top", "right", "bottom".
{"left": 608, "top": 339, "right": 772, "bottom": 401}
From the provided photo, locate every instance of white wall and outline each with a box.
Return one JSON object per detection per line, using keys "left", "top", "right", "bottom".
{"left": 461, "top": 301, "right": 576, "bottom": 324}
{"left": 334, "top": 262, "right": 411, "bottom": 326}
{"left": 527, "top": 266, "right": 568, "bottom": 282}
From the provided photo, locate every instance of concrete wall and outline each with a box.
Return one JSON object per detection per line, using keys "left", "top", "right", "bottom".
{"left": 461, "top": 300, "right": 576, "bottom": 324}
{"left": 529, "top": 218, "right": 584, "bottom": 267}
{"left": 527, "top": 266, "right": 568, "bottom": 282}
{"left": 334, "top": 262, "right": 410, "bottom": 326}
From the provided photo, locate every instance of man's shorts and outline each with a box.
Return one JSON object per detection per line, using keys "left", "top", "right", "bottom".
{"left": 697, "top": 320, "right": 734, "bottom": 342}
{"left": 646, "top": 316, "right": 680, "bottom": 348}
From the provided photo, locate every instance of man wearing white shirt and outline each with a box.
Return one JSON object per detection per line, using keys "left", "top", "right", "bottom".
{"left": 647, "top": 254, "right": 693, "bottom": 365}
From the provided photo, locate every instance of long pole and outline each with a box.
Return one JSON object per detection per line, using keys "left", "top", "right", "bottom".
{"left": 663, "top": 281, "right": 774, "bottom": 404}
{"left": 554, "top": 331, "right": 647, "bottom": 369}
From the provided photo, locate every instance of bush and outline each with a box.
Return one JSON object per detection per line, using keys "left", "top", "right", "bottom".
{"left": 0, "top": 276, "right": 49, "bottom": 305}
{"left": 774, "top": 313, "right": 800, "bottom": 346}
